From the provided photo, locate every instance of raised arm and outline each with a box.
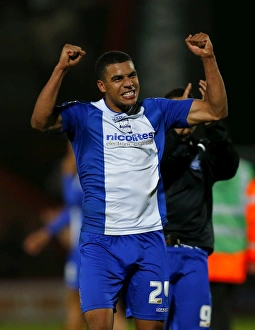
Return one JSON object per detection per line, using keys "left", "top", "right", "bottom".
{"left": 31, "top": 44, "right": 86, "bottom": 132}
{"left": 185, "top": 33, "right": 228, "bottom": 126}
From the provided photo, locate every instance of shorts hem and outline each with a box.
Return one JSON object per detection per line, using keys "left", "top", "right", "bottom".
{"left": 81, "top": 304, "right": 113, "bottom": 314}
{"left": 129, "top": 312, "right": 167, "bottom": 321}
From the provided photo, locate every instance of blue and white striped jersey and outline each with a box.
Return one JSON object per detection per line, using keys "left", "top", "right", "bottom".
{"left": 60, "top": 97, "right": 193, "bottom": 235}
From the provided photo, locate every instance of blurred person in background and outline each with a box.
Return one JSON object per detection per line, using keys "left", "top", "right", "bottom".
{"left": 23, "top": 141, "right": 84, "bottom": 330}
{"left": 23, "top": 142, "right": 129, "bottom": 330}
{"left": 246, "top": 177, "right": 255, "bottom": 273}
{"left": 161, "top": 81, "right": 239, "bottom": 330}
{"left": 209, "top": 159, "right": 255, "bottom": 330}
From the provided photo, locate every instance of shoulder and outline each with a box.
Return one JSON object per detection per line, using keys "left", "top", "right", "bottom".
{"left": 60, "top": 100, "right": 91, "bottom": 107}
{"left": 140, "top": 97, "right": 174, "bottom": 113}
{"left": 141, "top": 97, "right": 173, "bottom": 105}
{"left": 57, "top": 100, "right": 98, "bottom": 116}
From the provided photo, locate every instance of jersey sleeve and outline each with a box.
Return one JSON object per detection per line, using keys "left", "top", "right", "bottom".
{"left": 58, "top": 101, "right": 88, "bottom": 140}
{"left": 156, "top": 97, "right": 194, "bottom": 130}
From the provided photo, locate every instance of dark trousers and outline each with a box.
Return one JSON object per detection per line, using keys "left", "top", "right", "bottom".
{"left": 210, "top": 282, "right": 234, "bottom": 330}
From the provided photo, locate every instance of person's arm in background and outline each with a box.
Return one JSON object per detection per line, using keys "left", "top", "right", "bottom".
{"left": 185, "top": 33, "right": 228, "bottom": 125}
{"left": 23, "top": 206, "right": 70, "bottom": 256}
{"left": 23, "top": 141, "right": 78, "bottom": 256}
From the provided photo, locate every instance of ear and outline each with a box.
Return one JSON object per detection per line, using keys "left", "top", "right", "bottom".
{"left": 97, "top": 80, "right": 106, "bottom": 93}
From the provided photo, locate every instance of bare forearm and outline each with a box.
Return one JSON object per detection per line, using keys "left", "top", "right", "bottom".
{"left": 185, "top": 33, "right": 228, "bottom": 125}
{"left": 31, "top": 65, "right": 67, "bottom": 131}
{"left": 202, "top": 56, "right": 228, "bottom": 119}
{"left": 31, "top": 44, "right": 85, "bottom": 131}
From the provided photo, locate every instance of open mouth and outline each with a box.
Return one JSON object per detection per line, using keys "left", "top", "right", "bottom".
{"left": 122, "top": 90, "right": 136, "bottom": 98}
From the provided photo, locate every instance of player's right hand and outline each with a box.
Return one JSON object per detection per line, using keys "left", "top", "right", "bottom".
{"left": 57, "top": 44, "right": 86, "bottom": 71}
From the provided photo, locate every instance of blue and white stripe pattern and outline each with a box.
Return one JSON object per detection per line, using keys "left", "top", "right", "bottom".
{"left": 60, "top": 97, "right": 193, "bottom": 235}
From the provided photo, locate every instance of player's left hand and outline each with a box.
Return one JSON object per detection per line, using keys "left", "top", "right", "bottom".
{"left": 185, "top": 33, "right": 213, "bottom": 58}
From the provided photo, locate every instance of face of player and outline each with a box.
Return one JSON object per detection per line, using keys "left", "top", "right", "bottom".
{"left": 97, "top": 61, "right": 140, "bottom": 113}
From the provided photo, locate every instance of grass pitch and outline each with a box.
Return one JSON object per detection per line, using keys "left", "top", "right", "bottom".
{"left": 1, "top": 316, "right": 255, "bottom": 330}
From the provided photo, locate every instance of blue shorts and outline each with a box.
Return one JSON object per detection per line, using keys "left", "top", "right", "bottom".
{"left": 64, "top": 246, "right": 80, "bottom": 289}
{"left": 165, "top": 245, "right": 211, "bottom": 330}
{"left": 79, "top": 231, "right": 169, "bottom": 320}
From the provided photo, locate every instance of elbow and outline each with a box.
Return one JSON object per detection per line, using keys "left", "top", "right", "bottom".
{"left": 214, "top": 103, "right": 228, "bottom": 120}
{"left": 30, "top": 117, "right": 47, "bottom": 132}
{"left": 31, "top": 113, "right": 62, "bottom": 132}
{"left": 221, "top": 103, "right": 228, "bottom": 119}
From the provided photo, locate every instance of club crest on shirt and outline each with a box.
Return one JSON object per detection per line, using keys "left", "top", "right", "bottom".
{"left": 117, "top": 118, "right": 133, "bottom": 134}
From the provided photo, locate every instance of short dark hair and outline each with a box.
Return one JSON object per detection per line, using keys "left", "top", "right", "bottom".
{"left": 164, "top": 87, "right": 193, "bottom": 99}
{"left": 95, "top": 51, "right": 133, "bottom": 80}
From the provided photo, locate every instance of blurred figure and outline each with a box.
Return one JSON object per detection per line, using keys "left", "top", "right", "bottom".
{"left": 24, "top": 141, "right": 84, "bottom": 330}
{"left": 208, "top": 158, "right": 255, "bottom": 330}
{"left": 161, "top": 81, "right": 239, "bottom": 330}
{"left": 246, "top": 178, "right": 255, "bottom": 274}
{"left": 23, "top": 142, "right": 129, "bottom": 330}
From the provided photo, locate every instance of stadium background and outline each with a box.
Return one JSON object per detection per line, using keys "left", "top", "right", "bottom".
{"left": 0, "top": 1, "right": 254, "bottom": 328}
